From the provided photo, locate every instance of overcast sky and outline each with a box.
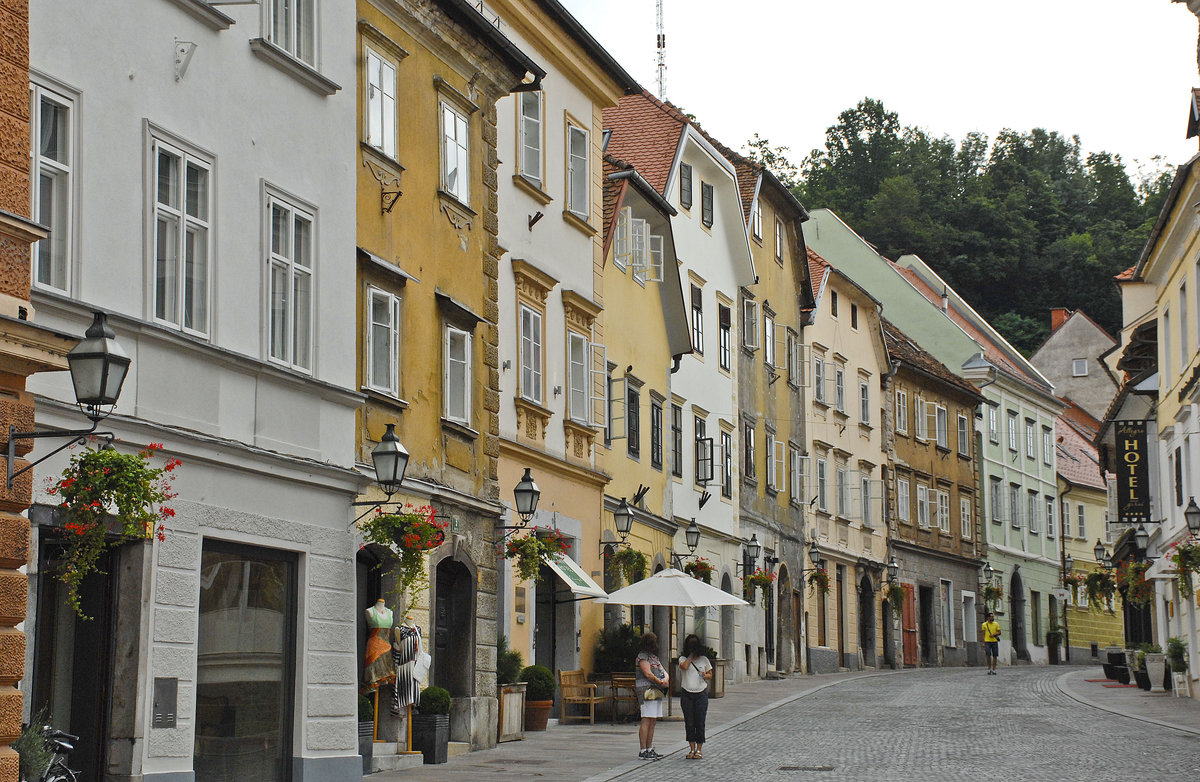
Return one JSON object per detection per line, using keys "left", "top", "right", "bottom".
{"left": 560, "top": 0, "right": 1200, "bottom": 181}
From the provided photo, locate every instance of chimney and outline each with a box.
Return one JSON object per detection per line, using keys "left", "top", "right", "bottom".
{"left": 1050, "top": 308, "right": 1070, "bottom": 331}
{"left": 940, "top": 287, "right": 949, "bottom": 313}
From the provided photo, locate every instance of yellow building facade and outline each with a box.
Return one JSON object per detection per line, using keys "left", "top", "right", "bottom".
{"left": 352, "top": 0, "right": 543, "bottom": 751}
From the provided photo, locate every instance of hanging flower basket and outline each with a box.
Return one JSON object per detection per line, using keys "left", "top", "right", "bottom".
{"left": 605, "top": 546, "right": 647, "bottom": 586}
{"left": 805, "top": 567, "right": 829, "bottom": 597}
{"left": 1062, "top": 571, "right": 1084, "bottom": 590}
{"left": 883, "top": 582, "right": 905, "bottom": 614}
{"left": 1117, "top": 560, "right": 1155, "bottom": 607}
{"left": 982, "top": 583, "right": 1004, "bottom": 610}
{"left": 747, "top": 568, "right": 776, "bottom": 608}
{"left": 1084, "top": 570, "right": 1116, "bottom": 612}
{"left": 1168, "top": 541, "right": 1200, "bottom": 593}
{"left": 501, "top": 527, "right": 569, "bottom": 582}
{"left": 358, "top": 504, "right": 446, "bottom": 603}
{"left": 46, "top": 443, "right": 178, "bottom": 619}
{"left": 683, "top": 557, "right": 713, "bottom": 584}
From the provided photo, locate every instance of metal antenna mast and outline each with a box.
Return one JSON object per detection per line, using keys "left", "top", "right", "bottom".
{"left": 656, "top": 0, "right": 666, "bottom": 99}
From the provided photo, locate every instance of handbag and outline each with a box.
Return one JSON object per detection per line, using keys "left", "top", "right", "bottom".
{"left": 642, "top": 686, "right": 663, "bottom": 701}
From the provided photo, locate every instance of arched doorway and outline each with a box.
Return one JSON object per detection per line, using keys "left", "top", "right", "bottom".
{"left": 858, "top": 572, "right": 876, "bottom": 668}
{"left": 720, "top": 573, "right": 735, "bottom": 662}
{"left": 1010, "top": 568, "right": 1029, "bottom": 661}
{"left": 777, "top": 565, "right": 793, "bottom": 672}
{"left": 433, "top": 557, "right": 474, "bottom": 697}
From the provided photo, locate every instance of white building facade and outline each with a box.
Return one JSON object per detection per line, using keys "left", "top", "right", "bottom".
{"left": 27, "top": 2, "right": 362, "bottom": 780}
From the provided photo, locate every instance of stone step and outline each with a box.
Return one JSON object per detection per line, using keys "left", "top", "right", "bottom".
{"left": 448, "top": 741, "right": 471, "bottom": 758}
{"left": 367, "top": 752, "right": 424, "bottom": 773}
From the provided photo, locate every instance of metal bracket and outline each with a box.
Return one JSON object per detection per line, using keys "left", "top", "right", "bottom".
{"left": 174, "top": 39, "right": 197, "bottom": 82}
{"left": 7, "top": 422, "right": 112, "bottom": 489}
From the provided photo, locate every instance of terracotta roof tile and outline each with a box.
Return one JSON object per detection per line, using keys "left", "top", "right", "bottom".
{"left": 882, "top": 319, "right": 981, "bottom": 399}
{"left": 1114, "top": 265, "right": 1137, "bottom": 282}
{"left": 1056, "top": 413, "right": 1107, "bottom": 491}
{"left": 602, "top": 91, "right": 687, "bottom": 195}
{"left": 732, "top": 159, "right": 761, "bottom": 224}
{"left": 805, "top": 248, "right": 830, "bottom": 311}
{"left": 602, "top": 154, "right": 631, "bottom": 244}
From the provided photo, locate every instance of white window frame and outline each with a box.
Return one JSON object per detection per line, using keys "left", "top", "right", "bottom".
{"left": 751, "top": 199, "right": 762, "bottom": 239}
{"left": 786, "top": 330, "right": 801, "bottom": 385}
{"left": 1007, "top": 411, "right": 1018, "bottom": 452}
{"left": 1025, "top": 418, "right": 1036, "bottom": 460}
{"left": 1028, "top": 490, "right": 1040, "bottom": 534}
{"left": 897, "top": 477, "right": 911, "bottom": 522}
{"left": 267, "top": 0, "right": 316, "bottom": 65}
{"left": 1072, "top": 358, "right": 1088, "bottom": 377}
{"left": 152, "top": 133, "right": 213, "bottom": 337}
{"left": 816, "top": 458, "right": 828, "bottom": 512}
{"left": 519, "top": 304, "right": 543, "bottom": 405}
{"left": 957, "top": 414, "right": 969, "bottom": 456}
{"left": 614, "top": 207, "right": 631, "bottom": 269}
{"left": 444, "top": 325, "right": 471, "bottom": 423}
{"left": 518, "top": 90, "right": 543, "bottom": 186}
{"left": 935, "top": 405, "right": 948, "bottom": 449}
{"left": 896, "top": 390, "right": 909, "bottom": 434}
{"left": 938, "top": 490, "right": 951, "bottom": 533}
{"left": 915, "top": 397, "right": 928, "bottom": 440}
{"left": 742, "top": 299, "right": 759, "bottom": 349}
{"left": 789, "top": 444, "right": 802, "bottom": 503}
{"left": 566, "top": 123, "right": 589, "bottom": 217}
{"left": 721, "top": 429, "right": 733, "bottom": 497}
{"left": 988, "top": 406, "right": 999, "bottom": 444}
{"left": 861, "top": 475, "right": 874, "bottom": 526}
{"left": 1009, "top": 484, "right": 1021, "bottom": 529}
{"left": 917, "top": 484, "right": 930, "bottom": 528}
{"left": 764, "top": 312, "right": 776, "bottom": 367}
{"left": 365, "top": 46, "right": 397, "bottom": 158}
{"left": 266, "top": 191, "right": 315, "bottom": 371}
{"left": 990, "top": 477, "right": 1003, "bottom": 523}
{"left": 859, "top": 381, "right": 871, "bottom": 425}
{"left": 30, "top": 81, "right": 73, "bottom": 293}
{"left": 836, "top": 467, "right": 848, "bottom": 517}
{"left": 1046, "top": 496, "right": 1056, "bottom": 538}
{"left": 834, "top": 366, "right": 846, "bottom": 413}
{"left": 1042, "top": 426, "right": 1053, "bottom": 466}
{"left": 366, "top": 286, "right": 401, "bottom": 396}
{"left": 774, "top": 217, "right": 784, "bottom": 261}
{"left": 567, "top": 331, "right": 590, "bottom": 423}
{"left": 813, "top": 355, "right": 826, "bottom": 403}
{"left": 1077, "top": 503, "right": 1087, "bottom": 539}
{"left": 440, "top": 101, "right": 470, "bottom": 204}
{"left": 960, "top": 497, "right": 973, "bottom": 540}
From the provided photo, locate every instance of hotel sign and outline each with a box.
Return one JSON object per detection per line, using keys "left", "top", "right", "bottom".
{"left": 1115, "top": 420, "right": 1150, "bottom": 525}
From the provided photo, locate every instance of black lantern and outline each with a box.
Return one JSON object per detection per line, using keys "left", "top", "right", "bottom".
{"left": 983, "top": 562, "right": 995, "bottom": 583}
{"left": 1093, "top": 539, "right": 1106, "bottom": 563}
{"left": 371, "top": 423, "right": 409, "bottom": 496}
{"left": 745, "top": 534, "right": 761, "bottom": 561}
{"left": 1064, "top": 554, "right": 1074, "bottom": 573}
{"left": 1134, "top": 523, "right": 1150, "bottom": 553}
{"left": 67, "top": 311, "right": 131, "bottom": 421}
{"left": 1186, "top": 497, "right": 1200, "bottom": 537}
{"left": 513, "top": 467, "right": 540, "bottom": 524}
{"left": 886, "top": 555, "right": 899, "bottom": 584}
{"left": 684, "top": 518, "right": 700, "bottom": 553}
{"left": 808, "top": 540, "right": 821, "bottom": 568}
{"left": 614, "top": 497, "right": 633, "bottom": 540}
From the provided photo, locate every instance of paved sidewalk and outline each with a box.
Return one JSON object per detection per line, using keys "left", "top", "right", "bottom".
{"left": 1057, "top": 665, "right": 1200, "bottom": 735}
{"left": 369, "top": 669, "right": 894, "bottom": 782}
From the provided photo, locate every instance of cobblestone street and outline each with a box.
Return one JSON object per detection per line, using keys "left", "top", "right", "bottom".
{"left": 607, "top": 668, "right": 1200, "bottom": 782}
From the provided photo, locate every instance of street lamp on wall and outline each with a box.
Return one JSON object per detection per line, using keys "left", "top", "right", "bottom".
{"left": 512, "top": 467, "right": 540, "bottom": 524}
{"left": 1186, "top": 497, "right": 1200, "bottom": 538}
{"left": 735, "top": 533, "right": 761, "bottom": 575}
{"left": 671, "top": 518, "right": 702, "bottom": 569}
{"left": 7, "top": 311, "right": 130, "bottom": 489}
{"left": 886, "top": 555, "right": 899, "bottom": 585}
{"left": 1134, "top": 523, "right": 1150, "bottom": 556}
{"left": 371, "top": 423, "right": 409, "bottom": 498}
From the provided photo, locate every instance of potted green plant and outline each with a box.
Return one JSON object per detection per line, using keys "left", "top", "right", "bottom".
{"left": 47, "top": 443, "right": 178, "bottom": 619}
{"left": 1117, "top": 561, "right": 1155, "bottom": 607}
{"left": 747, "top": 568, "right": 776, "bottom": 607}
{"left": 412, "top": 686, "right": 451, "bottom": 764}
{"left": 883, "top": 582, "right": 905, "bottom": 615}
{"left": 606, "top": 547, "right": 647, "bottom": 586}
{"left": 1046, "top": 620, "right": 1063, "bottom": 665}
{"left": 496, "top": 636, "right": 526, "bottom": 743}
{"left": 1169, "top": 542, "right": 1200, "bottom": 592}
{"left": 1167, "top": 636, "right": 1188, "bottom": 691}
{"left": 358, "top": 504, "right": 446, "bottom": 604}
{"left": 520, "top": 664, "right": 556, "bottom": 731}
{"left": 502, "top": 527, "right": 569, "bottom": 582}
{"left": 357, "top": 694, "right": 375, "bottom": 772}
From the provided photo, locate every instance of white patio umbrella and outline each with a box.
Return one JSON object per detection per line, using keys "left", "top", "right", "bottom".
{"left": 600, "top": 568, "right": 748, "bottom": 718}
{"left": 600, "top": 567, "right": 748, "bottom": 608}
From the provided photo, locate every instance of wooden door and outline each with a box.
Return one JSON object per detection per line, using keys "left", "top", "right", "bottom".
{"left": 901, "top": 584, "right": 918, "bottom": 666}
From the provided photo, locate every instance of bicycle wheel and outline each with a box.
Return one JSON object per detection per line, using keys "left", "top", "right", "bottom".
{"left": 42, "top": 762, "right": 77, "bottom": 782}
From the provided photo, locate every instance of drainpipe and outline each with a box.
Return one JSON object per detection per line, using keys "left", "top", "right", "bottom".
{"left": 1058, "top": 480, "right": 1073, "bottom": 664}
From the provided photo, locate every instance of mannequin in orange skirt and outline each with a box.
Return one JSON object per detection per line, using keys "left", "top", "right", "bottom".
{"left": 363, "top": 599, "right": 396, "bottom": 692}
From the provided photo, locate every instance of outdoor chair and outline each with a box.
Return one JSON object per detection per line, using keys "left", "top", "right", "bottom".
{"left": 610, "top": 672, "right": 638, "bottom": 723}
{"left": 558, "top": 668, "right": 604, "bottom": 724}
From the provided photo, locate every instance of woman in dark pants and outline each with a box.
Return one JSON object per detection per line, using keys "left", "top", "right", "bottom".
{"left": 678, "top": 633, "right": 713, "bottom": 759}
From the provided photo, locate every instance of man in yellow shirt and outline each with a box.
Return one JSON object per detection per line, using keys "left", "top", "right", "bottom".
{"left": 982, "top": 612, "right": 1001, "bottom": 674}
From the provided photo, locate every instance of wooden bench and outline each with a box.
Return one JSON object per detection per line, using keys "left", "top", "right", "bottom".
{"left": 559, "top": 669, "right": 605, "bottom": 724}
{"left": 610, "top": 673, "right": 638, "bottom": 723}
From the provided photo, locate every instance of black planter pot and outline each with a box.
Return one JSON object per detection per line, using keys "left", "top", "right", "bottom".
{"left": 1133, "top": 669, "right": 1151, "bottom": 691}
{"left": 412, "top": 713, "right": 450, "bottom": 764}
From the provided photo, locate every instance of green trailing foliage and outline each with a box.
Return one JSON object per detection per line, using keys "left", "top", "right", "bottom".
{"left": 417, "top": 686, "right": 451, "bottom": 715}
{"left": 13, "top": 710, "right": 53, "bottom": 782}
{"left": 1168, "top": 637, "right": 1188, "bottom": 674}
{"left": 496, "top": 635, "right": 525, "bottom": 685}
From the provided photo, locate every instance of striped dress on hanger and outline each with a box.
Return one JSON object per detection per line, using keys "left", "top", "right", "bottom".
{"left": 391, "top": 623, "right": 422, "bottom": 714}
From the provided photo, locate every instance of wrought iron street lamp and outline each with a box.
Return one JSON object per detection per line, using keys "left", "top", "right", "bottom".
{"left": 736, "top": 534, "right": 761, "bottom": 575}
{"left": 7, "top": 311, "right": 130, "bottom": 489}
{"left": 886, "top": 555, "right": 899, "bottom": 585}
{"left": 371, "top": 423, "right": 408, "bottom": 497}
{"left": 513, "top": 467, "right": 540, "bottom": 524}
{"left": 671, "top": 518, "right": 702, "bottom": 569}
{"left": 1094, "top": 539, "right": 1107, "bottom": 563}
{"left": 1186, "top": 497, "right": 1200, "bottom": 538}
{"left": 1134, "top": 523, "right": 1150, "bottom": 555}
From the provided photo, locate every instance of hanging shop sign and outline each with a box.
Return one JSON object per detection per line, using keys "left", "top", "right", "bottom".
{"left": 1115, "top": 420, "right": 1150, "bottom": 525}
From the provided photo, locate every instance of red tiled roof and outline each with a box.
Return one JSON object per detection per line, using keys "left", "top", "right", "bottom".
{"left": 1056, "top": 413, "right": 1106, "bottom": 491}
{"left": 602, "top": 154, "right": 631, "bottom": 245}
{"left": 805, "top": 248, "right": 830, "bottom": 311}
{"left": 731, "top": 159, "right": 761, "bottom": 224}
{"left": 1114, "top": 265, "right": 1137, "bottom": 282}
{"left": 882, "top": 319, "right": 981, "bottom": 400}
{"left": 602, "top": 91, "right": 687, "bottom": 195}
{"left": 889, "top": 262, "right": 1042, "bottom": 387}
